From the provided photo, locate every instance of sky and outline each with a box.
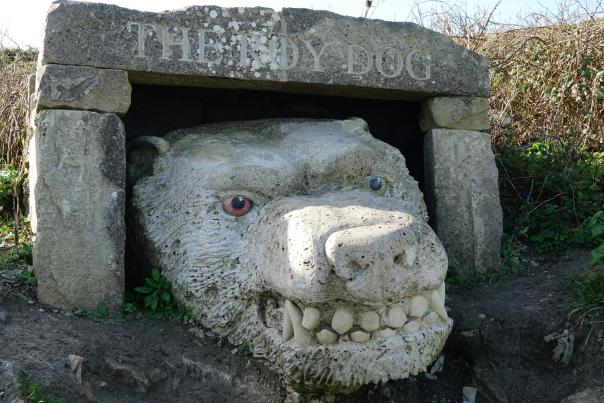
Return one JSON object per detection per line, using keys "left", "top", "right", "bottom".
{"left": 0, "top": 0, "right": 571, "bottom": 49}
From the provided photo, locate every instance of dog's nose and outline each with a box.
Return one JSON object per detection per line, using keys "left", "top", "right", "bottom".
{"left": 325, "top": 223, "right": 418, "bottom": 301}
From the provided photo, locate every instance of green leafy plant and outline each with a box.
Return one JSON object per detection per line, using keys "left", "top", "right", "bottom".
{"left": 17, "top": 269, "right": 36, "bottom": 286}
{"left": 18, "top": 374, "right": 65, "bottom": 403}
{"left": 87, "top": 302, "right": 123, "bottom": 322}
{"left": 586, "top": 211, "right": 604, "bottom": 266}
{"left": 568, "top": 268, "right": 604, "bottom": 327}
{"left": 134, "top": 268, "right": 174, "bottom": 313}
{"left": 498, "top": 141, "right": 604, "bottom": 253}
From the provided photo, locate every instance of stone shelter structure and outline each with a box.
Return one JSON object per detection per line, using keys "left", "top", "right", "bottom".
{"left": 29, "top": 0, "right": 501, "bottom": 311}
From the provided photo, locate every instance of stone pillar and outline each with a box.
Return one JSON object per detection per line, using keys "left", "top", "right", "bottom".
{"left": 422, "top": 97, "right": 502, "bottom": 273}
{"left": 29, "top": 64, "right": 131, "bottom": 310}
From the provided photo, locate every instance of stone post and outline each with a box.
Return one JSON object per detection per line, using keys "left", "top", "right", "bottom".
{"left": 29, "top": 64, "right": 131, "bottom": 310}
{"left": 422, "top": 97, "right": 503, "bottom": 273}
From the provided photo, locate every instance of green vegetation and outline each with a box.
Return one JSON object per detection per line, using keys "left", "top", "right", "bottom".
{"left": 18, "top": 374, "right": 64, "bottom": 403}
{"left": 498, "top": 141, "right": 604, "bottom": 253}
{"left": 86, "top": 268, "right": 193, "bottom": 322}
{"left": 569, "top": 269, "right": 604, "bottom": 327}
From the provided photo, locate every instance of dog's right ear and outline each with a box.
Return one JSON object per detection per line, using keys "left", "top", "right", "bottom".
{"left": 126, "top": 136, "right": 170, "bottom": 186}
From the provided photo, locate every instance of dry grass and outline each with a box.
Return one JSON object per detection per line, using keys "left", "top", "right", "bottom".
{"left": 0, "top": 40, "right": 36, "bottom": 174}
{"left": 408, "top": 0, "right": 604, "bottom": 150}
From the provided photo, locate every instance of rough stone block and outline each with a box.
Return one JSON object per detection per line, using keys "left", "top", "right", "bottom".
{"left": 37, "top": 64, "right": 131, "bottom": 115}
{"left": 424, "top": 129, "right": 502, "bottom": 273}
{"left": 420, "top": 97, "right": 490, "bottom": 132}
{"left": 30, "top": 109, "right": 125, "bottom": 310}
{"left": 39, "top": 1, "right": 489, "bottom": 100}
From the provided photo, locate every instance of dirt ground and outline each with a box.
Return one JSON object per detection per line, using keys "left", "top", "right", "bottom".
{"left": 1, "top": 250, "right": 602, "bottom": 402}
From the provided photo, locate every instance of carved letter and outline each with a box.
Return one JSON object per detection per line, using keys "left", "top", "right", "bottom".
{"left": 239, "top": 33, "right": 259, "bottom": 67}
{"left": 198, "top": 30, "right": 224, "bottom": 65}
{"left": 347, "top": 45, "right": 373, "bottom": 75}
{"left": 271, "top": 37, "right": 300, "bottom": 70}
{"left": 405, "top": 50, "right": 432, "bottom": 80}
{"left": 127, "top": 22, "right": 157, "bottom": 58}
{"left": 375, "top": 47, "right": 404, "bottom": 78}
{"left": 302, "top": 40, "right": 339, "bottom": 72}
{"left": 160, "top": 26, "right": 191, "bottom": 62}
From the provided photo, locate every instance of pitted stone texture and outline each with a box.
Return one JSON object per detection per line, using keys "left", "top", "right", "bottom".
{"left": 40, "top": 2, "right": 488, "bottom": 100}
{"left": 420, "top": 97, "right": 490, "bottom": 132}
{"left": 127, "top": 118, "right": 452, "bottom": 391}
{"left": 30, "top": 109, "right": 125, "bottom": 310}
{"left": 424, "top": 129, "right": 503, "bottom": 273}
{"left": 37, "top": 64, "right": 131, "bottom": 115}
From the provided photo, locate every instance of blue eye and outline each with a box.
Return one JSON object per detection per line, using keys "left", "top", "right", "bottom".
{"left": 369, "top": 177, "right": 383, "bottom": 191}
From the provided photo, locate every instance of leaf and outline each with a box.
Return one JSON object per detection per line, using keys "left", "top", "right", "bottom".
{"left": 152, "top": 268, "right": 161, "bottom": 282}
{"left": 161, "top": 291, "right": 171, "bottom": 304}
{"left": 134, "top": 286, "right": 153, "bottom": 294}
{"left": 144, "top": 277, "right": 158, "bottom": 288}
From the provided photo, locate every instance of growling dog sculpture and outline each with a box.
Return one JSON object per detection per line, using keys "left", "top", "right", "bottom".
{"left": 127, "top": 118, "right": 452, "bottom": 392}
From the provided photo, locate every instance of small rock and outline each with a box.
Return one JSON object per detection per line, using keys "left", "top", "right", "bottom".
{"left": 478, "top": 313, "right": 487, "bottom": 319}
{"left": 231, "top": 348, "right": 238, "bottom": 355}
{"left": 462, "top": 386, "right": 478, "bottom": 403}
{"left": 0, "top": 360, "right": 22, "bottom": 403}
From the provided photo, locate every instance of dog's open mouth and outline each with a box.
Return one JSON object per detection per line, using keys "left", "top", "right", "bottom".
{"left": 261, "top": 282, "right": 448, "bottom": 347}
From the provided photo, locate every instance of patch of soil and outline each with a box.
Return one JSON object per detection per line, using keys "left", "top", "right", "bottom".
{"left": 1, "top": 250, "right": 602, "bottom": 402}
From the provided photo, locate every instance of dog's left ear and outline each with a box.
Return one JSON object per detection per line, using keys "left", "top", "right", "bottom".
{"left": 126, "top": 136, "right": 170, "bottom": 186}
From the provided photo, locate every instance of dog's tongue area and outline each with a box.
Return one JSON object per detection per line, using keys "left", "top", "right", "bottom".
{"left": 260, "top": 281, "right": 448, "bottom": 347}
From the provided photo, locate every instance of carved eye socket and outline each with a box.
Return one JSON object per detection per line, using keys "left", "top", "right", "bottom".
{"left": 369, "top": 176, "right": 384, "bottom": 191}
{"left": 223, "top": 195, "right": 253, "bottom": 216}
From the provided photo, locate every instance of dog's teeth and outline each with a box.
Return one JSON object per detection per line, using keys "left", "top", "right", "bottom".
{"left": 285, "top": 300, "right": 311, "bottom": 345}
{"left": 424, "top": 311, "right": 440, "bottom": 326}
{"left": 316, "top": 328, "right": 338, "bottom": 345}
{"left": 383, "top": 303, "right": 406, "bottom": 328}
{"left": 350, "top": 330, "right": 370, "bottom": 343}
{"left": 282, "top": 305, "right": 293, "bottom": 342}
{"left": 358, "top": 311, "right": 380, "bottom": 332}
{"left": 374, "top": 328, "right": 396, "bottom": 339}
{"left": 402, "top": 320, "right": 421, "bottom": 333}
{"left": 429, "top": 289, "right": 448, "bottom": 320}
{"left": 409, "top": 296, "right": 429, "bottom": 318}
{"left": 301, "top": 307, "right": 321, "bottom": 330}
{"left": 331, "top": 308, "right": 353, "bottom": 334}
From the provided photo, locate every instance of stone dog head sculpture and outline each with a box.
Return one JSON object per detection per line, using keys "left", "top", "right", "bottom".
{"left": 127, "top": 118, "right": 452, "bottom": 392}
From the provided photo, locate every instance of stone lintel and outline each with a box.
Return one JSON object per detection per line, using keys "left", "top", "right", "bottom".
{"left": 37, "top": 64, "right": 132, "bottom": 115}
{"left": 424, "top": 129, "right": 502, "bottom": 273}
{"left": 420, "top": 97, "right": 490, "bottom": 132}
{"left": 31, "top": 109, "right": 125, "bottom": 310}
{"left": 40, "top": 1, "right": 489, "bottom": 100}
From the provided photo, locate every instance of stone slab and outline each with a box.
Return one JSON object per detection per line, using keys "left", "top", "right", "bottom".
{"left": 30, "top": 109, "right": 125, "bottom": 310}
{"left": 420, "top": 97, "right": 490, "bottom": 132}
{"left": 39, "top": 1, "right": 489, "bottom": 100}
{"left": 37, "top": 64, "right": 132, "bottom": 115}
{"left": 424, "top": 129, "right": 502, "bottom": 273}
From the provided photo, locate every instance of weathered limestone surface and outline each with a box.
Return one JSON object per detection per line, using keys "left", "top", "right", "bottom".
{"left": 424, "top": 129, "right": 502, "bottom": 273}
{"left": 37, "top": 64, "right": 131, "bottom": 115}
{"left": 420, "top": 97, "right": 490, "bottom": 132}
{"left": 31, "top": 109, "right": 125, "bottom": 310}
{"left": 40, "top": 1, "right": 489, "bottom": 99}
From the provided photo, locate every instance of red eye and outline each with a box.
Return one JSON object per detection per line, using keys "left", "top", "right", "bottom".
{"left": 223, "top": 195, "right": 253, "bottom": 216}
